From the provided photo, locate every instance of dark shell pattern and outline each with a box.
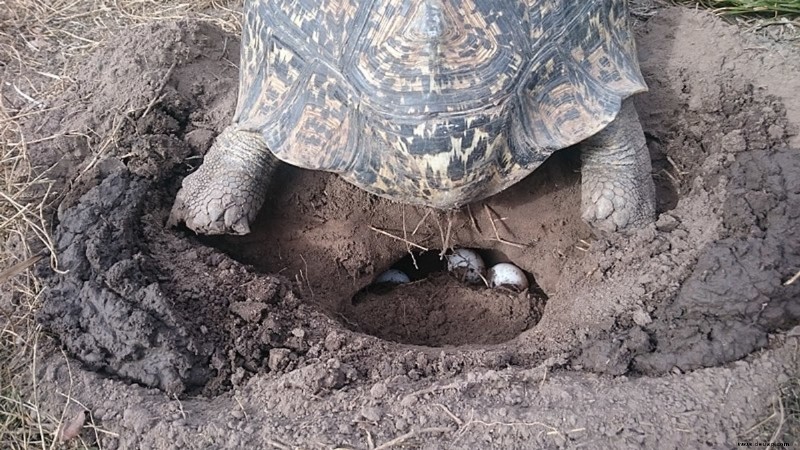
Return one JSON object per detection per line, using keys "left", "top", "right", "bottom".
{"left": 233, "top": 0, "right": 647, "bottom": 208}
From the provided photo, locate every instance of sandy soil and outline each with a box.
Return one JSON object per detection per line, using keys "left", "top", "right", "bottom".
{"left": 12, "top": 6, "right": 800, "bottom": 449}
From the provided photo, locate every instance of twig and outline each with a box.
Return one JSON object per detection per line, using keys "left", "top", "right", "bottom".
{"left": 55, "top": 376, "right": 119, "bottom": 442}
{"left": 234, "top": 395, "right": 249, "bottom": 421}
{"left": 440, "top": 212, "right": 453, "bottom": 257}
{"left": 463, "top": 418, "right": 562, "bottom": 438}
{"left": 267, "top": 439, "right": 291, "bottom": 450}
{"left": 784, "top": 269, "right": 800, "bottom": 286}
{"left": 369, "top": 226, "right": 429, "bottom": 251}
{"left": 0, "top": 251, "right": 44, "bottom": 285}
{"left": 666, "top": 155, "right": 687, "bottom": 176}
{"left": 31, "top": 332, "right": 47, "bottom": 449}
{"left": 173, "top": 394, "right": 187, "bottom": 420}
{"left": 466, "top": 204, "right": 481, "bottom": 233}
{"left": 373, "top": 427, "right": 453, "bottom": 450}
{"left": 660, "top": 169, "right": 679, "bottom": 186}
{"left": 141, "top": 61, "right": 177, "bottom": 118}
{"left": 412, "top": 209, "right": 432, "bottom": 235}
{"left": 402, "top": 206, "right": 418, "bottom": 270}
{"left": 768, "top": 393, "right": 785, "bottom": 445}
{"left": 540, "top": 366, "right": 548, "bottom": 390}
{"left": 365, "top": 429, "right": 374, "bottom": 449}
{"left": 433, "top": 213, "right": 446, "bottom": 257}
{"left": 403, "top": 381, "right": 462, "bottom": 403}
{"left": 299, "top": 254, "right": 314, "bottom": 298}
{"left": 742, "top": 395, "right": 780, "bottom": 436}
{"left": 8, "top": 83, "right": 44, "bottom": 107}
{"left": 483, "top": 205, "right": 525, "bottom": 249}
{"left": 435, "top": 403, "right": 464, "bottom": 427}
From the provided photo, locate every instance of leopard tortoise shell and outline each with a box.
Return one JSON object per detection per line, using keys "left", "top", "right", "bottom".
{"left": 170, "top": 0, "right": 656, "bottom": 235}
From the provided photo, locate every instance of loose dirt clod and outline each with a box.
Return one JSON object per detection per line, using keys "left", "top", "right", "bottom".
{"left": 4, "top": 6, "right": 799, "bottom": 449}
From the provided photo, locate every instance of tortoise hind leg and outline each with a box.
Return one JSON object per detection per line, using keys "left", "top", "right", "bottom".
{"left": 580, "top": 98, "right": 656, "bottom": 233}
{"left": 169, "top": 127, "right": 279, "bottom": 235}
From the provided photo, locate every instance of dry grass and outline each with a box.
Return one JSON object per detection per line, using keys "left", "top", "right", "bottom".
{"left": 1, "top": 0, "right": 242, "bottom": 102}
{"left": 0, "top": 93, "right": 59, "bottom": 450}
{"left": 673, "top": 0, "right": 800, "bottom": 39}
{"left": 677, "top": 0, "right": 800, "bottom": 16}
{"left": 0, "top": 1, "right": 242, "bottom": 447}
{"left": 740, "top": 378, "right": 800, "bottom": 445}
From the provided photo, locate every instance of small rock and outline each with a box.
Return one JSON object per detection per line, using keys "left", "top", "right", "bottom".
{"left": 672, "top": 229, "right": 688, "bottom": 239}
{"left": 324, "top": 331, "right": 346, "bottom": 351}
{"left": 96, "top": 157, "right": 126, "bottom": 177}
{"left": 207, "top": 253, "right": 225, "bottom": 266}
{"left": 268, "top": 348, "right": 292, "bottom": 372}
{"left": 361, "top": 406, "right": 383, "bottom": 422}
{"left": 291, "top": 328, "right": 305, "bottom": 338}
{"left": 767, "top": 124, "right": 785, "bottom": 141}
{"left": 632, "top": 308, "right": 652, "bottom": 326}
{"left": 687, "top": 93, "right": 703, "bottom": 112}
{"left": 720, "top": 129, "right": 747, "bottom": 153}
{"left": 321, "top": 365, "right": 347, "bottom": 390}
{"left": 229, "top": 301, "right": 268, "bottom": 322}
{"left": 285, "top": 333, "right": 307, "bottom": 352}
{"left": 400, "top": 395, "right": 417, "bottom": 408}
{"left": 655, "top": 214, "right": 679, "bottom": 232}
{"left": 184, "top": 128, "right": 215, "bottom": 154}
{"left": 370, "top": 382, "right": 388, "bottom": 399}
{"left": 245, "top": 277, "right": 280, "bottom": 303}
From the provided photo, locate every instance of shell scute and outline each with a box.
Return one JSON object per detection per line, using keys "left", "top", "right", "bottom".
{"left": 234, "top": 0, "right": 647, "bottom": 208}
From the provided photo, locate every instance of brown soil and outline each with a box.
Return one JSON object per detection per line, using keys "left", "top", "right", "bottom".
{"left": 17, "top": 7, "right": 800, "bottom": 449}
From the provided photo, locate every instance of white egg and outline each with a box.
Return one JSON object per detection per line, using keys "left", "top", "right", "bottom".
{"left": 374, "top": 269, "right": 410, "bottom": 284}
{"left": 446, "top": 248, "right": 486, "bottom": 285}
{"left": 489, "top": 263, "right": 529, "bottom": 291}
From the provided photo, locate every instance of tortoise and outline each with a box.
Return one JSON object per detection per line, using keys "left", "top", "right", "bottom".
{"left": 169, "top": 0, "right": 656, "bottom": 235}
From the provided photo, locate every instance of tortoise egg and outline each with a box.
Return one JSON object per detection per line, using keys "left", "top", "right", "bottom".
{"left": 446, "top": 249, "right": 486, "bottom": 284}
{"left": 375, "top": 269, "right": 410, "bottom": 284}
{"left": 489, "top": 263, "right": 529, "bottom": 291}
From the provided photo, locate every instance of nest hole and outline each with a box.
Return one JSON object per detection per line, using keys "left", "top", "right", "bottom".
{"left": 345, "top": 248, "right": 548, "bottom": 347}
{"left": 206, "top": 163, "right": 581, "bottom": 349}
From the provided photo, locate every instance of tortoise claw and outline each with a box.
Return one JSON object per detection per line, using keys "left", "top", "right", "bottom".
{"left": 168, "top": 127, "right": 277, "bottom": 236}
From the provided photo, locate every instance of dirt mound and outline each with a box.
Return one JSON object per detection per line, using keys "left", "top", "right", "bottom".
{"left": 26, "top": 8, "right": 800, "bottom": 449}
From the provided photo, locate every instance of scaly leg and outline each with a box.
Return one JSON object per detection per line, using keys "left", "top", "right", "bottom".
{"left": 169, "top": 127, "right": 279, "bottom": 235}
{"left": 580, "top": 98, "right": 656, "bottom": 233}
